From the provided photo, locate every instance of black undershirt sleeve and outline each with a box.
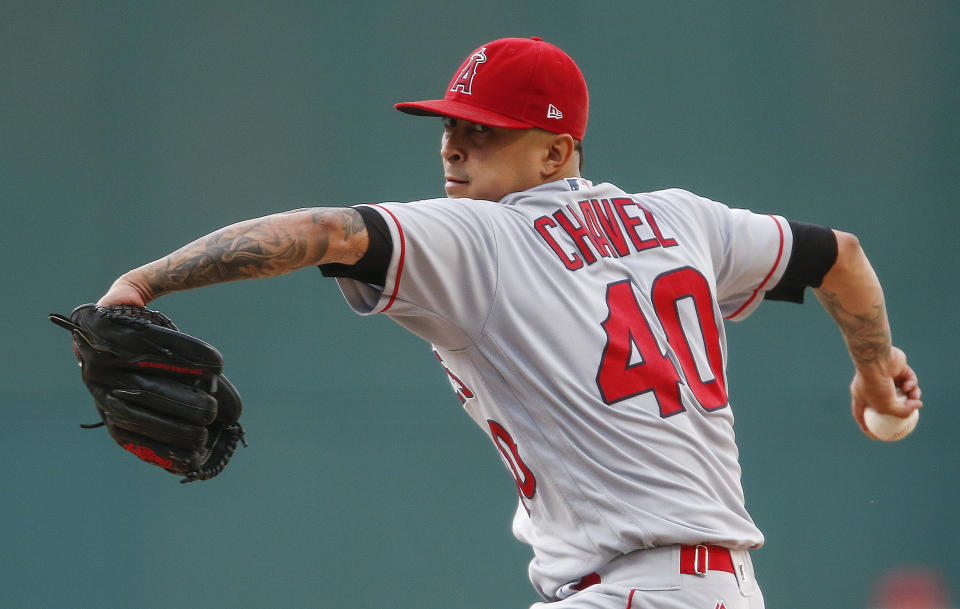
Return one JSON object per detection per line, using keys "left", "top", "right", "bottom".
{"left": 317, "top": 206, "right": 393, "bottom": 286}
{"left": 765, "top": 221, "right": 839, "bottom": 304}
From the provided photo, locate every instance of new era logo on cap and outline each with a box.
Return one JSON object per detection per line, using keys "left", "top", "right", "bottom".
{"left": 395, "top": 36, "right": 589, "bottom": 141}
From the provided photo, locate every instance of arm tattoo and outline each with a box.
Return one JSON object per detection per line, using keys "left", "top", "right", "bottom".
{"left": 137, "top": 208, "right": 364, "bottom": 299}
{"left": 815, "top": 287, "right": 891, "bottom": 367}
{"left": 312, "top": 207, "right": 366, "bottom": 258}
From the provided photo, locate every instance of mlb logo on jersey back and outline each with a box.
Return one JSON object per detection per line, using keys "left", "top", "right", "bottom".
{"left": 564, "top": 178, "right": 593, "bottom": 191}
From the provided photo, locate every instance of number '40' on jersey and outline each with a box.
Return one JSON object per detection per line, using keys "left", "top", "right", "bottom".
{"left": 596, "top": 267, "right": 728, "bottom": 417}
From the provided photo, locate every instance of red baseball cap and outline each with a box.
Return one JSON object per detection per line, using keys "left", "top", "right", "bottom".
{"left": 395, "top": 37, "right": 589, "bottom": 141}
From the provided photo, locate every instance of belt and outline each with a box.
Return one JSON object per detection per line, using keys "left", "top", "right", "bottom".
{"left": 570, "top": 544, "right": 738, "bottom": 592}
{"left": 679, "top": 544, "right": 735, "bottom": 576}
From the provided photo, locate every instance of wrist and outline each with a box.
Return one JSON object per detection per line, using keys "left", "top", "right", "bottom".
{"left": 854, "top": 362, "right": 893, "bottom": 384}
{"left": 98, "top": 272, "right": 153, "bottom": 307}
{"left": 853, "top": 344, "right": 906, "bottom": 384}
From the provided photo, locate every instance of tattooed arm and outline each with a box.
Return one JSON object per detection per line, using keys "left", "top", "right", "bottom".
{"left": 97, "top": 207, "right": 368, "bottom": 307}
{"left": 813, "top": 230, "right": 921, "bottom": 434}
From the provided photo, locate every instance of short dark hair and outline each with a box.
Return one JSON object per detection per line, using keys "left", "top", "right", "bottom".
{"left": 575, "top": 139, "right": 584, "bottom": 173}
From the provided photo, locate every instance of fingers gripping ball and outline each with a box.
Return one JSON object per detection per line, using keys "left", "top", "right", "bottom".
{"left": 50, "top": 304, "right": 245, "bottom": 482}
{"left": 864, "top": 394, "right": 919, "bottom": 442}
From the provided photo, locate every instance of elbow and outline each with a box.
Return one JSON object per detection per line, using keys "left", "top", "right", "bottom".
{"left": 831, "top": 230, "right": 863, "bottom": 273}
{"left": 833, "top": 229, "right": 861, "bottom": 257}
{"left": 818, "top": 229, "right": 866, "bottom": 288}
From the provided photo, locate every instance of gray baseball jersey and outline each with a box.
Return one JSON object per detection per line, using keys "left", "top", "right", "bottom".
{"left": 330, "top": 179, "right": 792, "bottom": 600}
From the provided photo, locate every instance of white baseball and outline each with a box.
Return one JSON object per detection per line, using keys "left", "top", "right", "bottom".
{"left": 863, "top": 394, "right": 919, "bottom": 441}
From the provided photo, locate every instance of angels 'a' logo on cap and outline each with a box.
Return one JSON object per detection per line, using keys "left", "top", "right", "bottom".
{"left": 547, "top": 103, "right": 563, "bottom": 119}
{"left": 450, "top": 47, "right": 487, "bottom": 95}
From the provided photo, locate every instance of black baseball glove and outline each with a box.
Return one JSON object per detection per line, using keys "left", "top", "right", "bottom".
{"left": 50, "top": 304, "right": 245, "bottom": 483}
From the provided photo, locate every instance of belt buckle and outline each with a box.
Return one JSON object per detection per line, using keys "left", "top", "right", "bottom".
{"left": 693, "top": 544, "right": 709, "bottom": 576}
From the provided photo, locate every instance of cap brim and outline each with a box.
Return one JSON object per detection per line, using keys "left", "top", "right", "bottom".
{"left": 394, "top": 99, "right": 533, "bottom": 130}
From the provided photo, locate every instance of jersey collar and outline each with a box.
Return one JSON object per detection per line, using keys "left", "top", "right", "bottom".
{"left": 499, "top": 177, "right": 594, "bottom": 205}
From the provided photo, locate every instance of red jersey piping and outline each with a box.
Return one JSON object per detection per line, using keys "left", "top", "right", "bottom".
{"left": 369, "top": 204, "right": 405, "bottom": 312}
{"left": 724, "top": 214, "right": 785, "bottom": 320}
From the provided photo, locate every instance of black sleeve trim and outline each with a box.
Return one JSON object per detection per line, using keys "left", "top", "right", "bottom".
{"left": 317, "top": 206, "right": 392, "bottom": 287}
{"left": 766, "top": 221, "right": 838, "bottom": 304}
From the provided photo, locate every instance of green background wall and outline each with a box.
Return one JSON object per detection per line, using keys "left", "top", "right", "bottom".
{"left": 4, "top": 2, "right": 957, "bottom": 607}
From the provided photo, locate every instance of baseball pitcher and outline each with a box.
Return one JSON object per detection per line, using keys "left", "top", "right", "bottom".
{"left": 53, "top": 37, "right": 922, "bottom": 609}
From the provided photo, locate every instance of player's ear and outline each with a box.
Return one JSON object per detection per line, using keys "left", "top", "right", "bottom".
{"left": 542, "top": 133, "right": 577, "bottom": 178}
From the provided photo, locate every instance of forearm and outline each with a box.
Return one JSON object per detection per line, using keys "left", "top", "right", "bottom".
{"left": 812, "top": 230, "right": 891, "bottom": 378}
{"left": 105, "top": 207, "right": 367, "bottom": 305}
